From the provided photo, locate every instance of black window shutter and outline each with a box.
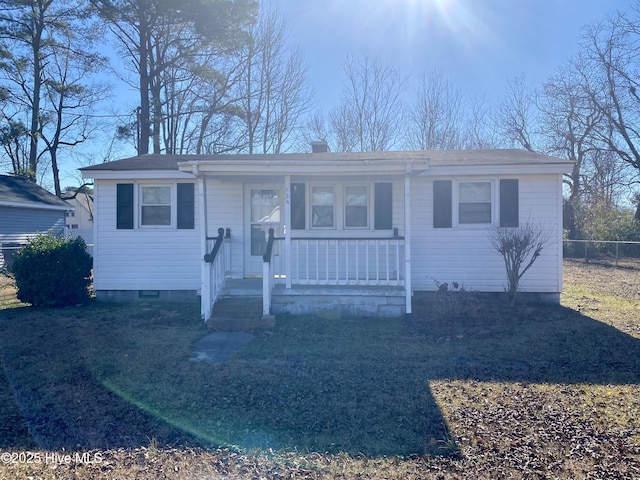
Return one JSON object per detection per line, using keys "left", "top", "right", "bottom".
{"left": 116, "top": 183, "right": 134, "bottom": 229}
{"left": 374, "top": 182, "right": 393, "bottom": 230}
{"left": 500, "top": 179, "right": 519, "bottom": 227}
{"left": 291, "top": 183, "right": 305, "bottom": 230}
{"left": 177, "top": 183, "right": 195, "bottom": 229}
{"left": 433, "top": 180, "right": 452, "bottom": 228}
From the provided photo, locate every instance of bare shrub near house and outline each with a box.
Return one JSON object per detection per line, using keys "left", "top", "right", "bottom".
{"left": 489, "top": 222, "right": 549, "bottom": 306}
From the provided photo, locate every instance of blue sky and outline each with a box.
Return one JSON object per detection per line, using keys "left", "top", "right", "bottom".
{"left": 267, "top": 0, "right": 637, "bottom": 108}
{"left": 61, "top": 0, "right": 636, "bottom": 189}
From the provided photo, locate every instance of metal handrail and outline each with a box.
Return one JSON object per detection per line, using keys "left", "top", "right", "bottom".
{"left": 204, "top": 228, "right": 230, "bottom": 263}
{"left": 262, "top": 228, "right": 276, "bottom": 263}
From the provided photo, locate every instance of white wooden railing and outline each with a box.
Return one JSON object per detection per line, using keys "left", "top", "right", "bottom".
{"left": 270, "top": 236, "right": 405, "bottom": 287}
{"left": 203, "top": 228, "right": 231, "bottom": 319}
{"left": 262, "top": 228, "right": 277, "bottom": 316}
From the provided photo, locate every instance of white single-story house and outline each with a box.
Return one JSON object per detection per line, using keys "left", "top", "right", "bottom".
{"left": 0, "top": 174, "right": 72, "bottom": 270}
{"left": 80, "top": 148, "right": 572, "bottom": 321}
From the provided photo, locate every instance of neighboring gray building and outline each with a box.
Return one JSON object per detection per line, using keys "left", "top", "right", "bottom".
{"left": 0, "top": 174, "right": 72, "bottom": 269}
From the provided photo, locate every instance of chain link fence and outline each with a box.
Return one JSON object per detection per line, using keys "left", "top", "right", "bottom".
{"left": 564, "top": 239, "right": 640, "bottom": 265}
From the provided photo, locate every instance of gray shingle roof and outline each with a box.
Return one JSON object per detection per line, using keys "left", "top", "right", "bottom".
{"left": 79, "top": 149, "right": 573, "bottom": 172}
{"left": 0, "top": 175, "right": 69, "bottom": 208}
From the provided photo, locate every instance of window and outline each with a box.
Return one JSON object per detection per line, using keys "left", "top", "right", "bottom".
{"left": 458, "top": 182, "right": 492, "bottom": 224}
{"left": 345, "top": 185, "right": 368, "bottom": 228}
{"left": 116, "top": 183, "right": 195, "bottom": 230}
{"left": 311, "top": 186, "right": 334, "bottom": 228}
{"left": 141, "top": 185, "right": 172, "bottom": 226}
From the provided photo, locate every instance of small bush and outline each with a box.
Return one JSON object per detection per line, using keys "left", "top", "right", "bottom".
{"left": 12, "top": 233, "right": 93, "bottom": 307}
{"left": 432, "top": 280, "right": 479, "bottom": 319}
{"left": 489, "top": 222, "right": 548, "bottom": 306}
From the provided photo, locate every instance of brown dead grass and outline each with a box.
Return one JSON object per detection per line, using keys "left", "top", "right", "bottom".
{"left": 1, "top": 261, "right": 640, "bottom": 479}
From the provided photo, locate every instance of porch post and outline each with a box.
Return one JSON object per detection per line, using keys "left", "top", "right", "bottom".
{"left": 404, "top": 173, "right": 412, "bottom": 315}
{"left": 285, "top": 174, "right": 292, "bottom": 289}
{"left": 198, "top": 176, "right": 212, "bottom": 321}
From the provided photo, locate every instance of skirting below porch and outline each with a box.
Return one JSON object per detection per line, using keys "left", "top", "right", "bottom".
{"left": 215, "top": 279, "right": 405, "bottom": 319}
{"left": 271, "top": 284, "right": 406, "bottom": 318}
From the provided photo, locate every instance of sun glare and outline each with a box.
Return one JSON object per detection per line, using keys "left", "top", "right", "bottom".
{"left": 402, "top": 0, "right": 493, "bottom": 51}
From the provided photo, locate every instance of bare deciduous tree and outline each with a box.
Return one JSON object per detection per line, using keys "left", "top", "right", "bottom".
{"left": 406, "top": 70, "right": 465, "bottom": 150}
{"left": 492, "top": 74, "right": 540, "bottom": 151}
{"left": 537, "top": 64, "right": 603, "bottom": 238}
{"left": 578, "top": 12, "right": 640, "bottom": 172}
{"left": 489, "top": 222, "right": 549, "bottom": 306}
{"left": 92, "top": 0, "right": 257, "bottom": 155}
{"left": 237, "top": 8, "right": 311, "bottom": 154}
{"left": 328, "top": 54, "right": 407, "bottom": 152}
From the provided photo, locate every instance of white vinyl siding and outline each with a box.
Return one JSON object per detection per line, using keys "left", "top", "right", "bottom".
{"left": 92, "top": 180, "right": 200, "bottom": 291}
{"left": 205, "top": 179, "right": 244, "bottom": 279}
{"left": 410, "top": 174, "right": 561, "bottom": 294}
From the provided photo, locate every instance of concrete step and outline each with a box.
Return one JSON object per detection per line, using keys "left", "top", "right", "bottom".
{"left": 214, "top": 296, "right": 263, "bottom": 314}
{"left": 207, "top": 296, "right": 273, "bottom": 332}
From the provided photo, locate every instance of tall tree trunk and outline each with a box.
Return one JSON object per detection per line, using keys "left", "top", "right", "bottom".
{"left": 28, "top": 4, "right": 45, "bottom": 178}
{"left": 137, "top": 10, "right": 150, "bottom": 155}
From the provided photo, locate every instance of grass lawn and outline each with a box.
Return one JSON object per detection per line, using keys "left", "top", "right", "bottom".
{"left": 0, "top": 259, "right": 639, "bottom": 478}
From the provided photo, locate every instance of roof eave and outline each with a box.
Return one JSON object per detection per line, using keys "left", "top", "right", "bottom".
{"left": 0, "top": 200, "right": 73, "bottom": 211}
{"left": 178, "top": 158, "right": 430, "bottom": 176}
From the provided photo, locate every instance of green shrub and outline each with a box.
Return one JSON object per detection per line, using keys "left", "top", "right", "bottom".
{"left": 12, "top": 233, "right": 93, "bottom": 307}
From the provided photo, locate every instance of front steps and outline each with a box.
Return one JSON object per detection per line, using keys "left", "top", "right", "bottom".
{"left": 206, "top": 279, "right": 274, "bottom": 331}
{"left": 206, "top": 295, "right": 266, "bottom": 331}
{"left": 206, "top": 279, "right": 407, "bottom": 330}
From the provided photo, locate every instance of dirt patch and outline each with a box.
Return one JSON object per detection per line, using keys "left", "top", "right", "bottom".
{"left": 564, "top": 258, "right": 640, "bottom": 300}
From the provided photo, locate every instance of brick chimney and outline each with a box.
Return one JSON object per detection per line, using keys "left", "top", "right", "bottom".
{"left": 311, "top": 141, "right": 329, "bottom": 153}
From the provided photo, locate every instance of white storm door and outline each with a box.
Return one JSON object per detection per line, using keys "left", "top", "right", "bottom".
{"left": 244, "top": 185, "right": 283, "bottom": 277}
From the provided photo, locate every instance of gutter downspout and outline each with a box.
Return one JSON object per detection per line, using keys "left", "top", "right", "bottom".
{"left": 285, "top": 175, "right": 292, "bottom": 289}
{"left": 194, "top": 164, "right": 212, "bottom": 321}
{"left": 404, "top": 162, "right": 413, "bottom": 316}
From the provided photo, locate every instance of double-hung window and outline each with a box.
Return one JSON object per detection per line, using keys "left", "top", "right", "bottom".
{"left": 345, "top": 185, "right": 368, "bottom": 228}
{"left": 458, "top": 181, "right": 492, "bottom": 224}
{"left": 116, "top": 182, "right": 195, "bottom": 230}
{"left": 311, "top": 186, "right": 334, "bottom": 228}
{"left": 140, "top": 185, "right": 172, "bottom": 226}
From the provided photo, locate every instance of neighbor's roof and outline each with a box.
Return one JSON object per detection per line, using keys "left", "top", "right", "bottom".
{"left": 80, "top": 149, "right": 572, "bottom": 173}
{"left": 0, "top": 174, "right": 70, "bottom": 210}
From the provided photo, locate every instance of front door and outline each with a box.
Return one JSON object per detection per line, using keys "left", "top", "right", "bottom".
{"left": 244, "top": 185, "right": 283, "bottom": 277}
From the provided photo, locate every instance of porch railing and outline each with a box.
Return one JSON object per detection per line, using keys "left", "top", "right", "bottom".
{"left": 203, "top": 228, "right": 231, "bottom": 319}
{"left": 269, "top": 236, "right": 405, "bottom": 287}
{"left": 262, "top": 228, "right": 276, "bottom": 316}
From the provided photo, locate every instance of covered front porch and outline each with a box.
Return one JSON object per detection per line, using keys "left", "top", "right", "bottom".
{"left": 179, "top": 154, "right": 428, "bottom": 322}
{"left": 202, "top": 231, "right": 408, "bottom": 322}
